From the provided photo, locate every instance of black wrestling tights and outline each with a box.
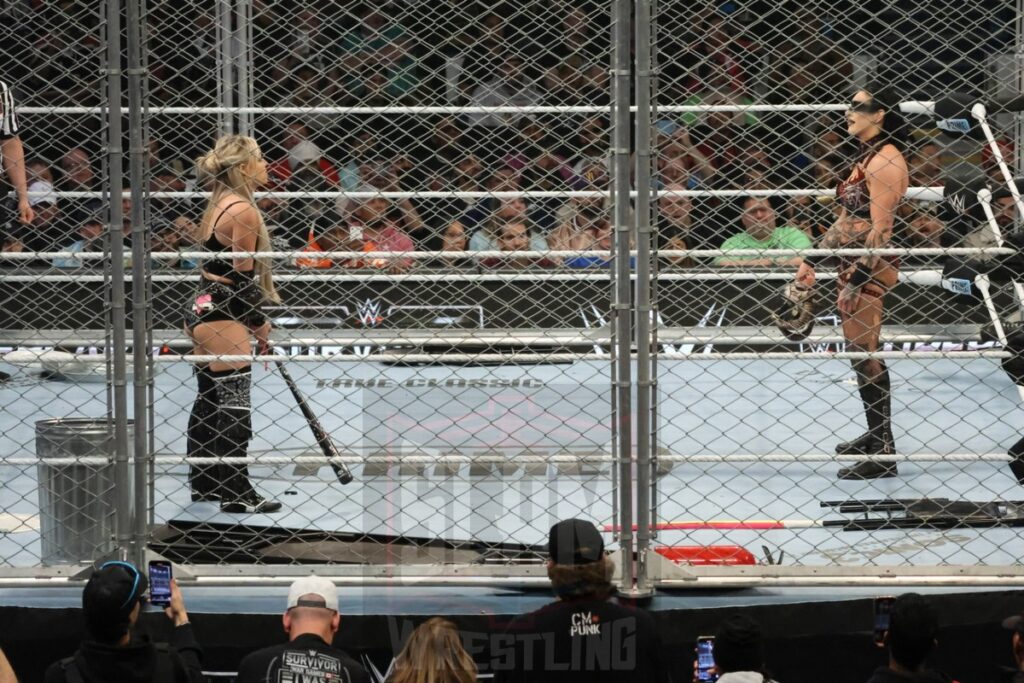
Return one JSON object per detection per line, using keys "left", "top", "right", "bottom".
{"left": 187, "top": 366, "right": 257, "bottom": 501}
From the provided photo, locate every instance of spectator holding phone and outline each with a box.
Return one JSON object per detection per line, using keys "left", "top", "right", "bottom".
{"left": 43, "top": 561, "right": 203, "bottom": 683}
{"left": 866, "top": 593, "right": 957, "bottom": 683}
{"left": 694, "top": 615, "right": 780, "bottom": 683}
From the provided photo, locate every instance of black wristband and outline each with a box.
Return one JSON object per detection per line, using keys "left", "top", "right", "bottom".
{"left": 802, "top": 253, "right": 826, "bottom": 269}
{"left": 232, "top": 269, "right": 267, "bottom": 327}
{"left": 848, "top": 263, "right": 873, "bottom": 288}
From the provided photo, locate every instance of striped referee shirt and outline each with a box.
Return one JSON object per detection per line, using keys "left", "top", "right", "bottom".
{"left": 0, "top": 80, "right": 18, "bottom": 140}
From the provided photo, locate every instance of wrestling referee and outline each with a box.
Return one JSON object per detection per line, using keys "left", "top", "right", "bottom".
{"left": 1, "top": 80, "right": 35, "bottom": 226}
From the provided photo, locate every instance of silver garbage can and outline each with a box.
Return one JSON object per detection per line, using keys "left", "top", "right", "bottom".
{"left": 35, "top": 418, "right": 134, "bottom": 565}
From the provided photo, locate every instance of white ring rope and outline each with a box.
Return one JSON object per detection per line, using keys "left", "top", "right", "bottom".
{"left": 0, "top": 452, "right": 1008, "bottom": 467}
{"left": 0, "top": 247, "right": 1012, "bottom": 261}
{"left": 0, "top": 267, "right": 1003, "bottom": 284}
{"left": 0, "top": 322, "right": 983, "bottom": 347}
{"left": 25, "top": 351, "right": 1003, "bottom": 363}
{"left": 23, "top": 187, "right": 948, "bottom": 201}
{"left": 14, "top": 103, "right": 907, "bottom": 115}
{"left": 0, "top": 329, "right": 986, "bottom": 348}
{"left": 0, "top": 272, "right": 836, "bottom": 283}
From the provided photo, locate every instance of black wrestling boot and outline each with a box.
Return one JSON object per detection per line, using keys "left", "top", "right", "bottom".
{"left": 209, "top": 368, "right": 282, "bottom": 514}
{"left": 836, "top": 370, "right": 874, "bottom": 455}
{"left": 837, "top": 371, "right": 898, "bottom": 480}
{"left": 835, "top": 431, "right": 875, "bottom": 455}
{"left": 1008, "top": 434, "right": 1024, "bottom": 484}
{"left": 187, "top": 366, "right": 225, "bottom": 502}
{"left": 220, "top": 493, "right": 283, "bottom": 514}
{"left": 837, "top": 458, "right": 898, "bottom": 480}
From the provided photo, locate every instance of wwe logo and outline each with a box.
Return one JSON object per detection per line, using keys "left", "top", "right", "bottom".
{"left": 946, "top": 192, "right": 967, "bottom": 216}
{"left": 578, "top": 304, "right": 685, "bottom": 355}
{"left": 356, "top": 298, "right": 384, "bottom": 327}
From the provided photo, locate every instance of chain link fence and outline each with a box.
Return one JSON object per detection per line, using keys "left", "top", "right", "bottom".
{"left": 1, "top": 0, "right": 1023, "bottom": 588}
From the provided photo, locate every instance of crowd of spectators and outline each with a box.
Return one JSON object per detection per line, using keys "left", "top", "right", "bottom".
{"left": 0, "top": 0, "right": 1017, "bottom": 271}
{"left": 1, "top": 518, "right": 1023, "bottom": 683}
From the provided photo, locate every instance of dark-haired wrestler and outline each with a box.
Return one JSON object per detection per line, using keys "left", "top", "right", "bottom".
{"left": 796, "top": 88, "right": 909, "bottom": 480}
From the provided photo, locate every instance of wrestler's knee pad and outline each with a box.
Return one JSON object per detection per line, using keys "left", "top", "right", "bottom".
{"left": 851, "top": 357, "right": 872, "bottom": 379}
{"left": 851, "top": 357, "right": 887, "bottom": 384}
{"left": 211, "top": 367, "right": 253, "bottom": 447}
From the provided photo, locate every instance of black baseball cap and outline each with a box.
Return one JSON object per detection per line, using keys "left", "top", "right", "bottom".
{"left": 1003, "top": 613, "right": 1024, "bottom": 634}
{"left": 82, "top": 561, "right": 149, "bottom": 642}
{"left": 715, "top": 614, "right": 765, "bottom": 673}
{"left": 548, "top": 518, "right": 605, "bottom": 565}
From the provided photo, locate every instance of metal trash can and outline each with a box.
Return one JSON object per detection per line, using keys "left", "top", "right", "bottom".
{"left": 35, "top": 418, "right": 133, "bottom": 565}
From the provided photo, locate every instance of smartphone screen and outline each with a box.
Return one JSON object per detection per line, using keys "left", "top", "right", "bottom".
{"left": 696, "top": 636, "right": 717, "bottom": 682}
{"left": 873, "top": 596, "right": 896, "bottom": 644}
{"left": 148, "top": 561, "right": 173, "bottom": 607}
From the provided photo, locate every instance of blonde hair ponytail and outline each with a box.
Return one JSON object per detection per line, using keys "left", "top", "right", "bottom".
{"left": 196, "top": 135, "right": 280, "bottom": 303}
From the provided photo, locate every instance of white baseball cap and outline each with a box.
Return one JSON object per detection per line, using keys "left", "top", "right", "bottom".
{"left": 286, "top": 575, "right": 338, "bottom": 611}
{"left": 28, "top": 180, "right": 57, "bottom": 207}
{"left": 288, "top": 140, "right": 322, "bottom": 169}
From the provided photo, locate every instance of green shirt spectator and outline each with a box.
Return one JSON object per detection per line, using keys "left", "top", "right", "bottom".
{"left": 716, "top": 197, "right": 812, "bottom": 267}
{"left": 679, "top": 93, "right": 760, "bottom": 129}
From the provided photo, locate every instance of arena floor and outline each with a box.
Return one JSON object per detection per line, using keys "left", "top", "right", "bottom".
{"left": 1, "top": 356, "right": 1022, "bottom": 569}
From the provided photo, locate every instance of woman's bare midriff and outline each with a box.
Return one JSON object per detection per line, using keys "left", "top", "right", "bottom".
{"left": 834, "top": 216, "right": 899, "bottom": 290}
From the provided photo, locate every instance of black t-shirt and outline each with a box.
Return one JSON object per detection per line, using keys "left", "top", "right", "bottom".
{"left": 236, "top": 633, "right": 370, "bottom": 683}
{"left": 865, "top": 665, "right": 959, "bottom": 683}
{"left": 491, "top": 594, "right": 669, "bottom": 683}
{"left": 43, "top": 624, "right": 204, "bottom": 683}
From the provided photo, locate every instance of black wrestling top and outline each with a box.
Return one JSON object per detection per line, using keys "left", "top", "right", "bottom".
{"left": 202, "top": 200, "right": 250, "bottom": 278}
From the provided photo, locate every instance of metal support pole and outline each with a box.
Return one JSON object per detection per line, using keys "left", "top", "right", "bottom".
{"left": 139, "top": 0, "right": 157, "bottom": 527}
{"left": 607, "top": 0, "right": 620, "bottom": 558}
{"left": 611, "top": 0, "right": 634, "bottom": 593}
{"left": 1016, "top": 0, "right": 1024, "bottom": 176}
{"left": 217, "top": 0, "right": 234, "bottom": 134}
{"left": 1015, "top": 0, "right": 1024, "bottom": 324}
{"left": 97, "top": 0, "right": 114, "bottom": 421}
{"left": 126, "top": 0, "right": 150, "bottom": 568}
{"left": 633, "top": 0, "right": 654, "bottom": 597}
{"left": 105, "top": 0, "right": 132, "bottom": 562}
{"left": 236, "top": 0, "right": 254, "bottom": 137}
{"left": 648, "top": 0, "right": 662, "bottom": 553}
